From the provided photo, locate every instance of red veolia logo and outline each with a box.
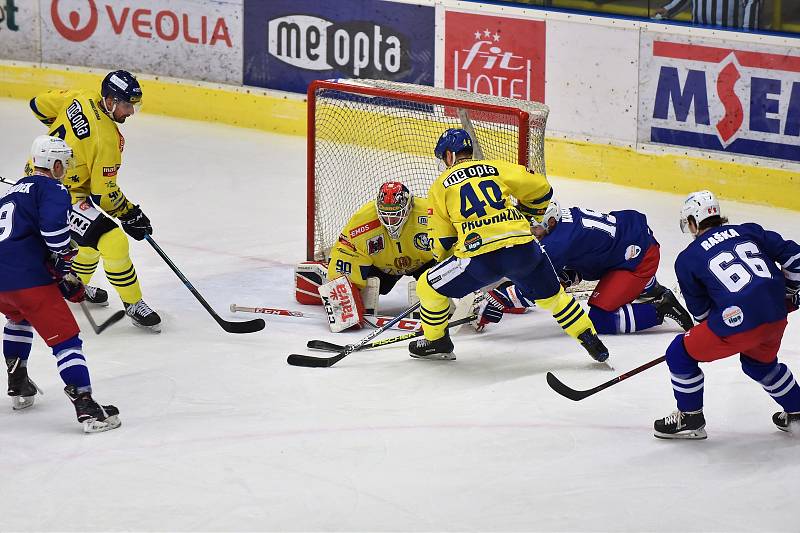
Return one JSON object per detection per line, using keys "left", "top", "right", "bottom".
{"left": 51, "top": 0, "right": 99, "bottom": 42}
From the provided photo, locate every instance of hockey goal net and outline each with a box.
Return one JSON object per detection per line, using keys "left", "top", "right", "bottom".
{"left": 307, "top": 79, "right": 550, "bottom": 261}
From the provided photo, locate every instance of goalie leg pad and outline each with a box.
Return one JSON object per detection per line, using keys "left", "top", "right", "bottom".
{"left": 361, "top": 276, "right": 380, "bottom": 316}
{"left": 295, "top": 261, "right": 328, "bottom": 305}
{"left": 318, "top": 276, "right": 366, "bottom": 333}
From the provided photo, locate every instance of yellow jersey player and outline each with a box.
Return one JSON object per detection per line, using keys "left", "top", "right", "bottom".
{"left": 29, "top": 70, "right": 161, "bottom": 332}
{"left": 409, "top": 128, "right": 610, "bottom": 363}
{"left": 320, "top": 181, "right": 435, "bottom": 331}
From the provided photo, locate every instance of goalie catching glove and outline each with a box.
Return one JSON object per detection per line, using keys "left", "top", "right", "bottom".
{"left": 318, "top": 276, "right": 366, "bottom": 332}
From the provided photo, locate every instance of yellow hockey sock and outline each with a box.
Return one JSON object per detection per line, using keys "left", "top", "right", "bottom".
{"left": 72, "top": 247, "right": 100, "bottom": 285}
{"left": 96, "top": 228, "right": 142, "bottom": 304}
{"left": 416, "top": 273, "right": 451, "bottom": 341}
{"left": 536, "top": 287, "right": 596, "bottom": 339}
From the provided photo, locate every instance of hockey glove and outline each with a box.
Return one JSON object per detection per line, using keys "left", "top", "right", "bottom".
{"left": 472, "top": 293, "right": 505, "bottom": 332}
{"left": 488, "top": 281, "right": 534, "bottom": 313}
{"left": 58, "top": 273, "right": 86, "bottom": 303}
{"left": 558, "top": 269, "right": 582, "bottom": 289}
{"left": 49, "top": 249, "right": 78, "bottom": 279}
{"left": 786, "top": 287, "right": 800, "bottom": 312}
{"left": 119, "top": 205, "right": 152, "bottom": 241}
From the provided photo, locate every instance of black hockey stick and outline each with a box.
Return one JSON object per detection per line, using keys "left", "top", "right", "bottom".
{"left": 288, "top": 302, "right": 421, "bottom": 368}
{"left": 144, "top": 235, "right": 265, "bottom": 334}
{"left": 79, "top": 302, "right": 126, "bottom": 334}
{"left": 546, "top": 355, "right": 666, "bottom": 401}
{"left": 307, "top": 314, "right": 478, "bottom": 352}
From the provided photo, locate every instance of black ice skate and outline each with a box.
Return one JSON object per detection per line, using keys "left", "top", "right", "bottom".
{"left": 637, "top": 282, "right": 667, "bottom": 303}
{"left": 409, "top": 332, "right": 455, "bottom": 360}
{"left": 6, "top": 358, "right": 42, "bottom": 410}
{"left": 653, "top": 289, "right": 694, "bottom": 331}
{"left": 772, "top": 411, "right": 800, "bottom": 433}
{"left": 654, "top": 409, "right": 707, "bottom": 439}
{"left": 64, "top": 385, "right": 121, "bottom": 433}
{"left": 124, "top": 299, "right": 162, "bottom": 333}
{"left": 84, "top": 285, "right": 109, "bottom": 306}
{"left": 577, "top": 329, "right": 610, "bottom": 363}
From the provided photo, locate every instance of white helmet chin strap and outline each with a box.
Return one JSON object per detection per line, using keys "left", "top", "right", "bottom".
{"left": 101, "top": 97, "right": 117, "bottom": 119}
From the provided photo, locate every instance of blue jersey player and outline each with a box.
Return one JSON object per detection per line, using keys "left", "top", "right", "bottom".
{"left": 475, "top": 200, "right": 693, "bottom": 335}
{"left": 654, "top": 190, "right": 800, "bottom": 439}
{"left": 0, "top": 136, "right": 120, "bottom": 433}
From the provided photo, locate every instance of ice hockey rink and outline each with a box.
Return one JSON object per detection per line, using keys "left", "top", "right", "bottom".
{"left": 1, "top": 97, "right": 799, "bottom": 532}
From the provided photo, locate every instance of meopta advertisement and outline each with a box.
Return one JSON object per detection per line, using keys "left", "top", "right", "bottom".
{"left": 0, "top": 0, "right": 40, "bottom": 61}
{"left": 443, "top": 9, "right": 545, "bottom": 104}
{"left": 639, "top": 31, "right": 800, "bottom": 163}
{"left": 242, "top": 0, "right": 435, "bottom": 94}
{"left": 41, "top": 0, "right": 243, "bottom": 84}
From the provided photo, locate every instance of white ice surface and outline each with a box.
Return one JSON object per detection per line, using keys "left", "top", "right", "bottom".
{"left": 1, "top": 97, "right": 799, "bottom": 532}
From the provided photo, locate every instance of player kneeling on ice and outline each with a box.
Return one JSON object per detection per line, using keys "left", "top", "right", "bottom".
{"left": 653, "top": 191, "right": 800, "bottom": 439}
{"left": 0, "top": 136, "right": 120, "bottom": 433}
{"left": 474, "top": 199, "right": 693, "bottom": 334}
{"left": 298, "top": 181, "right": 436, "bottom": 332}
{"left": 409, "top": 128, "right": 609, "bottom": 363}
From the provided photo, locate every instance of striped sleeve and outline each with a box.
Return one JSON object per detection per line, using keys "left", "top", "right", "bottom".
{"left": 661, "top": 0, "right": 690, "bottom": 17}
{"left": 37, "top": 181, "right": 73, "bottom": 255}
{"left": 29, "top": 97, "right": 55, "bottom": 126}
{"left": 745, "top": 223, "right": 800, "bottom": 290}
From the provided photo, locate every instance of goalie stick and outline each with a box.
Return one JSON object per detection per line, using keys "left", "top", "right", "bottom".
{"left": 229, "top": 304, "right": 423, "bottom": 332}
{"left": 144, "top": 235, "right": 265, "bottom": 334}
{"left": 306, "top": 314, "right": 478, "bottom": 352}
{"left": 546, "top": 355, "right": 666, "bottom": 401}
{"left": 287, "top": 302, "right": 420, "bottom": 368}
{"left": 79, "top": 302, "right": 126, "bottom": 334}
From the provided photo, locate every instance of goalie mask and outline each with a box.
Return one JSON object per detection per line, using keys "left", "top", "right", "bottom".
{"left": 376, "top": 181, "right": 413, "bottom": 240}
{"left": 680, "top": 190, "right": 720, "bottom": 234}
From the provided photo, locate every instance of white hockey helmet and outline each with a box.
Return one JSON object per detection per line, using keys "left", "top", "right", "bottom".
{"left": 680, "top": 190, "right": 721, "bottom": 233}
{"left": 376, "top": 181, "right": 413, "bottom": 239}
{"left": 535, "top": 198, "right": 562, "bottom": 230}
{"left": 31, "top": 135, "right": 73, "bottom": 174}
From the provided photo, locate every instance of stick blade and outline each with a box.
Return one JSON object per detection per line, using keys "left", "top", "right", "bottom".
{"left": 218, "top": 317, "right": 266, "bottom": 334}
{"left": 95, "top": 310, "right": 127, "bottom": 334}
{"left": 287, "top": 353, "right": 338, "bottom": 368}
{"left": 307, "top": 340, "right": 344, "bottom": 352}
{"left": 546, "top": 372, "right": 593, "bottom": 402}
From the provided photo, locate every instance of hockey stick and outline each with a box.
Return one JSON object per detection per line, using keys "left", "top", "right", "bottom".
{"left": 230, "top": 304, "right": 423, "bottom": 332}
{"left": 79, "top": 302, "right": 126, "bottom": 334}
{"left": 307, "top": 314, "right": 478, "bottom": 352}
{"left": 144, "top": 235, "right": 265, "bottom": 334}
{"left": 287, "top": 302, "right": 421, "bottom": 368}
{"left": 546, "top": 355, "right": 666, "bottom": 401}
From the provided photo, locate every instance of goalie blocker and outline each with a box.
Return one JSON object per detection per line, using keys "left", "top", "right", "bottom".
{"left": 318, "top": 275, "right": 367, "bottom": 332}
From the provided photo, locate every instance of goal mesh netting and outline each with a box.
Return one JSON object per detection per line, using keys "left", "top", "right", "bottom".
{"left": 308, "top": 79, "right": 550, "bottom": 261}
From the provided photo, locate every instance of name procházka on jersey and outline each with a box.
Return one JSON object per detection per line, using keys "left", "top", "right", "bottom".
{"left": 442, "top": 164, "right": 499, "bottom": 188}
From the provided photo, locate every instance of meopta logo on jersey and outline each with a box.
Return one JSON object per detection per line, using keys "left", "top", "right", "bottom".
{"left": 640, "top": 34, "right": 800, "bottom": 162}
{"left": 444, "top": 10, "right": 545, "bottom": 103}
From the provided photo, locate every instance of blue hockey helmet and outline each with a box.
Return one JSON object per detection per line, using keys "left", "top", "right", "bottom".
{"left": 434, "top": 128, "right": 473, "bottom": 160}
{"left": 101, "top": 70, "right": 143, "bottom": 106}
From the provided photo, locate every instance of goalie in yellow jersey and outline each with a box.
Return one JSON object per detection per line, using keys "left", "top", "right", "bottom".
{"left": 409, "top": 128, "right": 610, "bottom": 364}
{"left": 321, "top": 181, "right": 435, "bottom": 330}
{"left": 29, "top": 70, "right": 161, "bottom": 332}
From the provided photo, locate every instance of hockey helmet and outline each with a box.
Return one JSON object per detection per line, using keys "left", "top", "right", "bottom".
{"left": 376, "top": 181, "right": 413, "bottom": 240}
{"left": 536, "top": 198, "right": 562, "bottom": 229}
{"left": 434, "top": 128, "right": 473, "bottom": 160}
{"left": 30, "top": 135, "right": 73, "bottom": 175}
{"left": 680, "top": 190, "right": 721, "bottom": 233}
{"left": 101, "top": 70, "right": 143, "bottom": 109}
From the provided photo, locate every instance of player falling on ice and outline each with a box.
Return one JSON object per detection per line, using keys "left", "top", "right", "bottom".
{"left": 29, "top": 70, "right": 161, "bottom": 332}
{"left": 409, "top": 128, "right": 609, "bottom": 363}
{"left": 0, "top": 136, "right": 120, "bottom": 433}
{"left": 473, "top": 199, "right": 693, "bottom": 334}
{"left": 653, "top": 190, "right": 800, "bottom": 439}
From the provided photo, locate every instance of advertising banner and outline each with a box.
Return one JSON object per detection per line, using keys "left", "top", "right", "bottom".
{"left": 41, "top": 0, "right": 243, "bottom": 84}
{"left": 443, "top": 10, "right": 545, "bottom": 103}
{"left": 639, "top": 32, "right": 800, "bottom": 163}
{"left": 0, "top": 0, "right": 41, "bottom": 61}
{"left": 243, "top": 0, "right": 435, "bottom": 94}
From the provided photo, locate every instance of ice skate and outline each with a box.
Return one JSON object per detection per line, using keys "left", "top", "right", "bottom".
{"left": 772, "top": 411, "right": 800, "bottom": 433}
{"left": 636, "top": 282, "right": 667, "bottom": 303}
{"left": 577, "top": 329, "right": 610, "bottom": 364}
{"left": 653, "top": 289, "right": 693, "bottom": 331}
{"left": 654, "top": 409, "right": 707, "bottom": 439}
{"left": 124, "top": 299, "right": 162, "bottom": 333}
{"left": 409, "top": 332, "right": 455, "bottom": 360}
{"left": 6, "top": 358, "right": 42, "bottom": 410}
{"left": 64, "top": 385, "right": 121, "bottom": 433}
{"left": 83, "top": 285, "right": 109, "bottom": 307}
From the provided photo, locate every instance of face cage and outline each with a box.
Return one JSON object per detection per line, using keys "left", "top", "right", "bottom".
{"left": 378, "top": 206, "right": 410, "bottom": 240}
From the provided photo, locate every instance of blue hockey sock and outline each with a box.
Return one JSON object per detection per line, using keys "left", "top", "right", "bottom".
{"left": 589, "top": 304, "right": 660, "bottom": 334}
{"left": 665, "top": 334, "right": 704, "bottom": 412}
{"left": 741, "top": 356, "right": 800, "bottom": 413}
{"left": 52, "top": 336, "right": 91, "bottom": 392}
{"left": 3, "top": 319, "right": 33, "bottom": 362}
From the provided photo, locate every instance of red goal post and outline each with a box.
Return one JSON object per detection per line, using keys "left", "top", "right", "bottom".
{"left": 307, "top": 79, "right": 549, "bottom": 261}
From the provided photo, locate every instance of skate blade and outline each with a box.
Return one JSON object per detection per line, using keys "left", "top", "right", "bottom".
{"left": 409, "top": 352, "right": 456, "bottom": 361}
{"left": 11, "top": 395, "right": 36, "bottom": 410}
{"left": 131, "top": 319, "right": 162, "bottom": 334}
{"left": 654, "top": 427, "right": 707, "bottom": 440}
{"left": 87, "top": 300, "right": 110, "bottom": 307}
{"left": 83, "top": 415, "right": 121, "bottom": 433}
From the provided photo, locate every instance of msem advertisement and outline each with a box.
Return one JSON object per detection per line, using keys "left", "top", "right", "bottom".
{"left": 639, "top": 32, "right": 800, "bottom": 163}
{"left": 242, "top": 0, "right": 434, "bottom": 94}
